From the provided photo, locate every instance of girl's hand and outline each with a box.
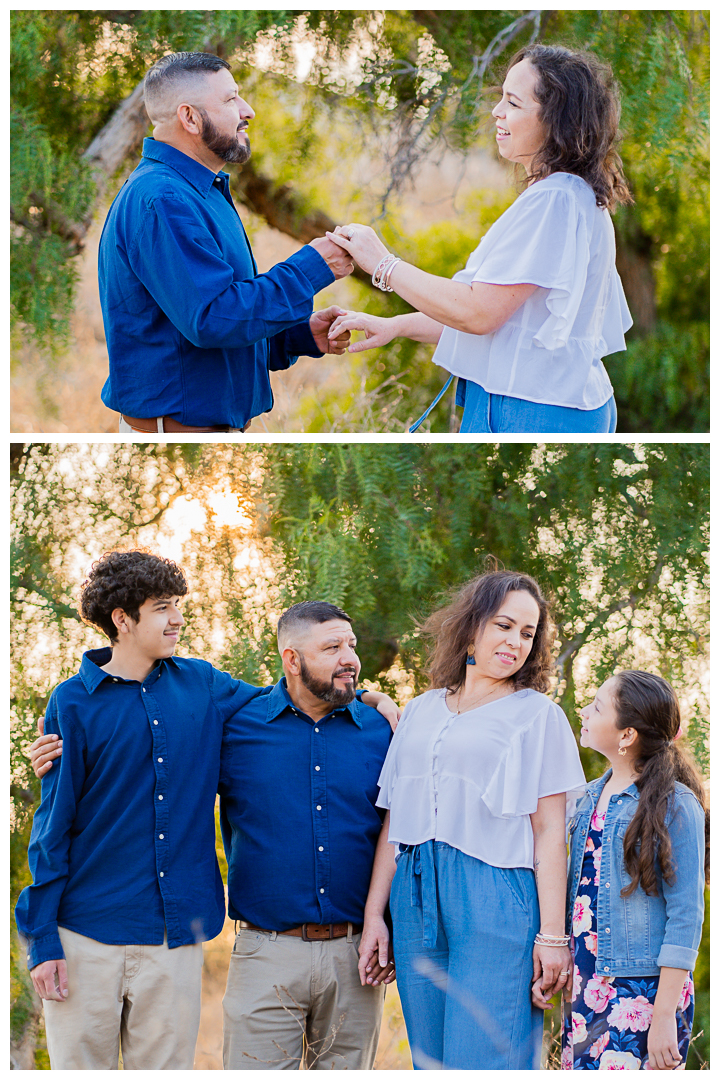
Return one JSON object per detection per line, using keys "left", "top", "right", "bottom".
{"left": 328, "top": 311, "right": 400, "bottom": 353}
{"left": 531, "top": 944, "right": 572, "bottom": 1009}
{"left": 326, "top": 224, "right": 390, "bottom": 275}
{"left": 647, "top": 1014, "right": 683, "bottom": 1070}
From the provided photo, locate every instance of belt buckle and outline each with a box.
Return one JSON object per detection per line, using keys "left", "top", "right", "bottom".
{"left": 301, "top": 923, "right": 334, "bottom": 941}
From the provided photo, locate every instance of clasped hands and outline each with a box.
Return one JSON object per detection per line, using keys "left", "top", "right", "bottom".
{"left": 311, "top": 224, "right": 398, "bottom": 356}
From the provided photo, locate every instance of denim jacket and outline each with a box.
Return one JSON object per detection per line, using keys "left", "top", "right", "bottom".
{"left": 566, "top": 770, "right": 705, "bottom": 977}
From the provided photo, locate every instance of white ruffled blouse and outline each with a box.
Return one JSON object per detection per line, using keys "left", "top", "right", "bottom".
{"left": 431, "top": 172, "right": 633, "bottom": 410}
{"left": 376, "top": 686, "right": 586, "bottom": 870}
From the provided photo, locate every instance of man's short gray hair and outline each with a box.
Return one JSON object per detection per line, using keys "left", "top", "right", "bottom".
{"left": 277, "top": 601, "right": 352, "bottom": 650}
{"left": 144, "top": 52, "right": 230, "bottom": 119}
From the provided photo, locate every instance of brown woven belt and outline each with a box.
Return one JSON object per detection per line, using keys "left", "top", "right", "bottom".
{"left": 236, "top": 920, "right": 359, "bottom": 941}
{"left": 121, "top": 414, "right": 249, "bottom": 433}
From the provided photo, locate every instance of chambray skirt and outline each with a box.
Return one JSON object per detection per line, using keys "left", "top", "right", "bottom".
{"left": 456, "top": 378, "right": 617, "bottom": 434}
{"left": 390, "top": 840, "right": 544, "bottom": 1070}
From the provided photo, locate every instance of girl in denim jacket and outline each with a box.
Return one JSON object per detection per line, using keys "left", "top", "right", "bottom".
{"left": 562, "top": 671, "right": 708, "bottom": 1070}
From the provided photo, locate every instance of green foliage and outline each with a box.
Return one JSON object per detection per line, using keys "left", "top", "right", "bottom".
{"left": 607, "top": 321, "right": 709, "bottom": 433}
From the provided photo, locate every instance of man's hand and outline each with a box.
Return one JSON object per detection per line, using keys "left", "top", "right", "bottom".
{"left": 358, "top": 914, "right": 396, "bottom": 986}
{"left": 27, "top": 716, "right": 62, "bottom": 779}
{"left": 308, "top": 236, "right": 354, "bottom": 280}
{"left": 309, "top": 306, "right": 352, "bottom": 355}
{"left": 31, "top": 958, "right": 69, "bottom": 1001}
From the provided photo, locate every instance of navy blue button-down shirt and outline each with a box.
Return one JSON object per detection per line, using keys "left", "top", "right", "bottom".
{"left": 219, "top": 679, "right": 392, "bottom": 929}
{"left": 98, "top": 138, "right": 335, "bottom": 427}
{"left": 15, "top": 648, "right": 269, "bottom": 968}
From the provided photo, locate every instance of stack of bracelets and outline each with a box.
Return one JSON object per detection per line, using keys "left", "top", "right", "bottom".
{"left": 534, "top": 932, "right": 571, "bottom": 947}
{"left": 372, "top": 253, "right": 402, "bottom": 292}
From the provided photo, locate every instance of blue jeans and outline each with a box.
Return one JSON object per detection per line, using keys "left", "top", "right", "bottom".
{"left": 390, "top": 841, "right": 543, "bottom": 1070}
{"left": 457, "top": 378, "right": 617, "bottom": 433}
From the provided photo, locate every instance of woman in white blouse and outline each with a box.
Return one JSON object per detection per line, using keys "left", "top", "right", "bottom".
{"left": 357, "top": 569, "right": 585, "bottom": 1069}
{"left": 327, "top": 45, "right": 633, "bottom": 434}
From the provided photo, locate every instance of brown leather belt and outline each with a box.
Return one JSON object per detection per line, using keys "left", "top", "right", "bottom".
{"left": 236, "top": 920, "right": 358, "bottom": 941}
{"left": 121, "top": 414, "right": 249, "bottom": 434}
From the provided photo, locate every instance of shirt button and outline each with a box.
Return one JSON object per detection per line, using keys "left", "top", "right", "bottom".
{"left": 605, "top": 882, "right": 610, "bottom": 888}
{"left": 605, "top": 927, "right": 611, "bottom": 934}
{"left": 142, "top": 688, "right": 146, "bottom": 693}
{"left": 113, "top": 678, "right": 119, "bottom": 683}
{"left": 318, "top": 846, "right": 324, "bottom": 852}
{"left": 159, "top": 834, "right": 164, "bottom": 839}
{"left": 160, "top": 872, "right": 164, "bottom": 877}
{"left": 158, "top": 795, "right": 163, "bottom": 800}
{"left": 316, "top": 805, "right": 322, "bottom": 811}
{"left": 315, "top": 728, "right": 320, "bottom": 733}
{"left": 154, "top": 720, "right": 158, "bottom": 725}
{"left": 320, "top": 888, "right": 325, "bottom": 894}
{"left": 604, "top": 966, "right": 610, "bottom": 972}
{"left": 157, "top": 757, "right": 163, "bottom": 763}
{"left": 315, "top": 766, "right": 320, "bottom": 771}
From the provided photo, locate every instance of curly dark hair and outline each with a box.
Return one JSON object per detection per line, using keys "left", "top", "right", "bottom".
{"left": 610, "top": 670, "right": 709, "bottom": 897}
{"left": 504, "top": 43, "right": 633, "bottom": 211}
{"left": 419, "top": 564, "right": 555, "bottom": 695}
{"left": 80, "top": 550, "right": 188, "bottom": 643}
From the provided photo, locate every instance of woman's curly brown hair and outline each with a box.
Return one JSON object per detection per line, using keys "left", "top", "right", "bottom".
{"left": 80, "top": 550, "right": 188, "bottom": 642}
{"left": 611, "top": 670, "right": 709, "bottom": 897}
{"left": 504, "top": 43, "right": 633, "bottom": 211}
{"left": 419, "top": 564, "right": 555, "bottom": 695}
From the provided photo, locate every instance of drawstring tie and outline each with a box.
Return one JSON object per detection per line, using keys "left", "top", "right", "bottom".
{"left": 410, "top": 842, "right": 440, "bottom": 948}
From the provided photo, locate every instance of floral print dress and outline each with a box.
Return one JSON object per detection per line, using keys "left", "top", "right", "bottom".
{"left": 562, "top": 808, "right": 694, "bottom": 1070}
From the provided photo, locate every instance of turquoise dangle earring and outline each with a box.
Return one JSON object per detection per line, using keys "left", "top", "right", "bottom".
{"left": 466, "top": 643, "right": 476, "bottom": 666}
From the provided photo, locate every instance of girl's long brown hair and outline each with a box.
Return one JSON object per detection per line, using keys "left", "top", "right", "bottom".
{"left": 420, "top": 566, "right": 554, "bottom": 695}
{"left": 611, "top": 670, "right": 710, "bottom": 897}
{"left": 505, "top": 43, "right": 633, "bottom": 212}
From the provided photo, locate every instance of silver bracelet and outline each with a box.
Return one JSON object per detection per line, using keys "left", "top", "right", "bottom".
{"left": 534, "top": 933, "right": 570, "bottom": 947}
{"left": 372, "top": 253, "right": 396, "bottom": 288}
{"left": 379, "top": 258, "right": 401, "bottom": 292}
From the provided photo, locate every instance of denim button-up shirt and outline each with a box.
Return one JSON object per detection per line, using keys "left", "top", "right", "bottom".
{"left": 98, "top": 138, "right": 334, "bottom": 428}
{"left": 566, "top": 770, "right": 705, "bottom": 977}
{"left": 219, "top": 679, "right": 392, "bottom": 929}
{"left": 15, "top": 648, "right": 268, "bottom": 969}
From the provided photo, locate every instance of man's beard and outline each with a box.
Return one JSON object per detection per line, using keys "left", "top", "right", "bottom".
{"left": 197, "top": 108, "right": 251, "bottom": 164}
{"left": 298, "top": 654, "right": 357, "bottom": 707}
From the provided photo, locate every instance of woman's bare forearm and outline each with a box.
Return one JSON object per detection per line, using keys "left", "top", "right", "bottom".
{"left": 393, "top": 311, "right": 444, "bottom": 344}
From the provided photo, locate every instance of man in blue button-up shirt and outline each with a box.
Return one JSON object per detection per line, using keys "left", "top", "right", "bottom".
{"left": 19, "top": 558, "right": 398, "bottom": 1069}
{"left": 98, "top": 52, "right": 354, "bottom": 433}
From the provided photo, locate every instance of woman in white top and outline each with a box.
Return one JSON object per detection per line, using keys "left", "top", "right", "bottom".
{"left": 357, "top": 568, "right": 585, "bottom": 1069}
{"left": 327, "top": 45, "right": 633, "bottom": 433}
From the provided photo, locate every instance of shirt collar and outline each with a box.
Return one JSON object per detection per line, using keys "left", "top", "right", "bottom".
{"left": 264, "top": 677, "right": 363, "bottom": 728}
{"left": 79, "top": 647, "right": 179, "bottom": 694}
{"left": 141, "top": 137, "right": 229, "bottom": 199}
{"left": 586, "top": 768, "right": 640, "bottom": 801}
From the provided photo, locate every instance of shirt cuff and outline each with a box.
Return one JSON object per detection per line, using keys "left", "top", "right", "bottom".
{"left": 656, "top": 943, "right": 698, "bottom": 971}
{"left": 24, "top": 929, "right": 65, "bottom": 970}
{"left": 285, "top": 245, "right": 336, "bottom": 292}
{"left": 284, "top": 320, "right": 324, "bottom": 359}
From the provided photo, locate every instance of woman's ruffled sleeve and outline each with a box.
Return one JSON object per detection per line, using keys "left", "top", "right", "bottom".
{"left": 481, "top": 699, "right": 585, "bottom": 819}
{"left": 472, "top": 186, "right": 590, "bottom": 350}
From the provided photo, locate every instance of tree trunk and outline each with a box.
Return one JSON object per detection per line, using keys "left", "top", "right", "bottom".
{"left": 614, "top": 220, "right": 657, "bottom": 336}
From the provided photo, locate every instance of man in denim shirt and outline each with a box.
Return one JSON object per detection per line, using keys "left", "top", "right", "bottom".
{"left": 98, "top": 52, "right": 354, "bottom": 434}
{"left": 19, "top": 554, "right": 397, "bottom": 1069}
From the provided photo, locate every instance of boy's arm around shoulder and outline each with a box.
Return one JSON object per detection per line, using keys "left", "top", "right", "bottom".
{"left": 15, "top": 694, "right": 88, "bottom": 972}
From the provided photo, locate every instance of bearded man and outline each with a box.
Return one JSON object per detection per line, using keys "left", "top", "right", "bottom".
{"left": 97, "top": 52, "right": 353, "bottom": 434}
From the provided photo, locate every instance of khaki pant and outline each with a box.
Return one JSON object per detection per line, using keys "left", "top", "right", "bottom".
{"left": 43, "top": 926, "right": 204, "bottom": 1069}
{"left": 223, "top": 927, "right": 385, "bottom": 1070}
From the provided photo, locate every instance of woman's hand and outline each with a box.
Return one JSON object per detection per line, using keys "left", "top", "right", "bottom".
{"left": 647, "top": 1014, "right": 683, "bottom": 1070}
{"left": 326, "top": 224, "right": 390, "bottom": 276}
{"left": 530, "top": 943, "right": 572, "bottom": 1009}
{"left": 328, "top": 311, "right": 401, "bottom": 353}
{"left": 358, "top": 913, "right": 395, "bottom": 986}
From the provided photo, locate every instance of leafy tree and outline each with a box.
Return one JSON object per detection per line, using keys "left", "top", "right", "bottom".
{"left": 11, "top": 11, "right": 708, "bottom": 429}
